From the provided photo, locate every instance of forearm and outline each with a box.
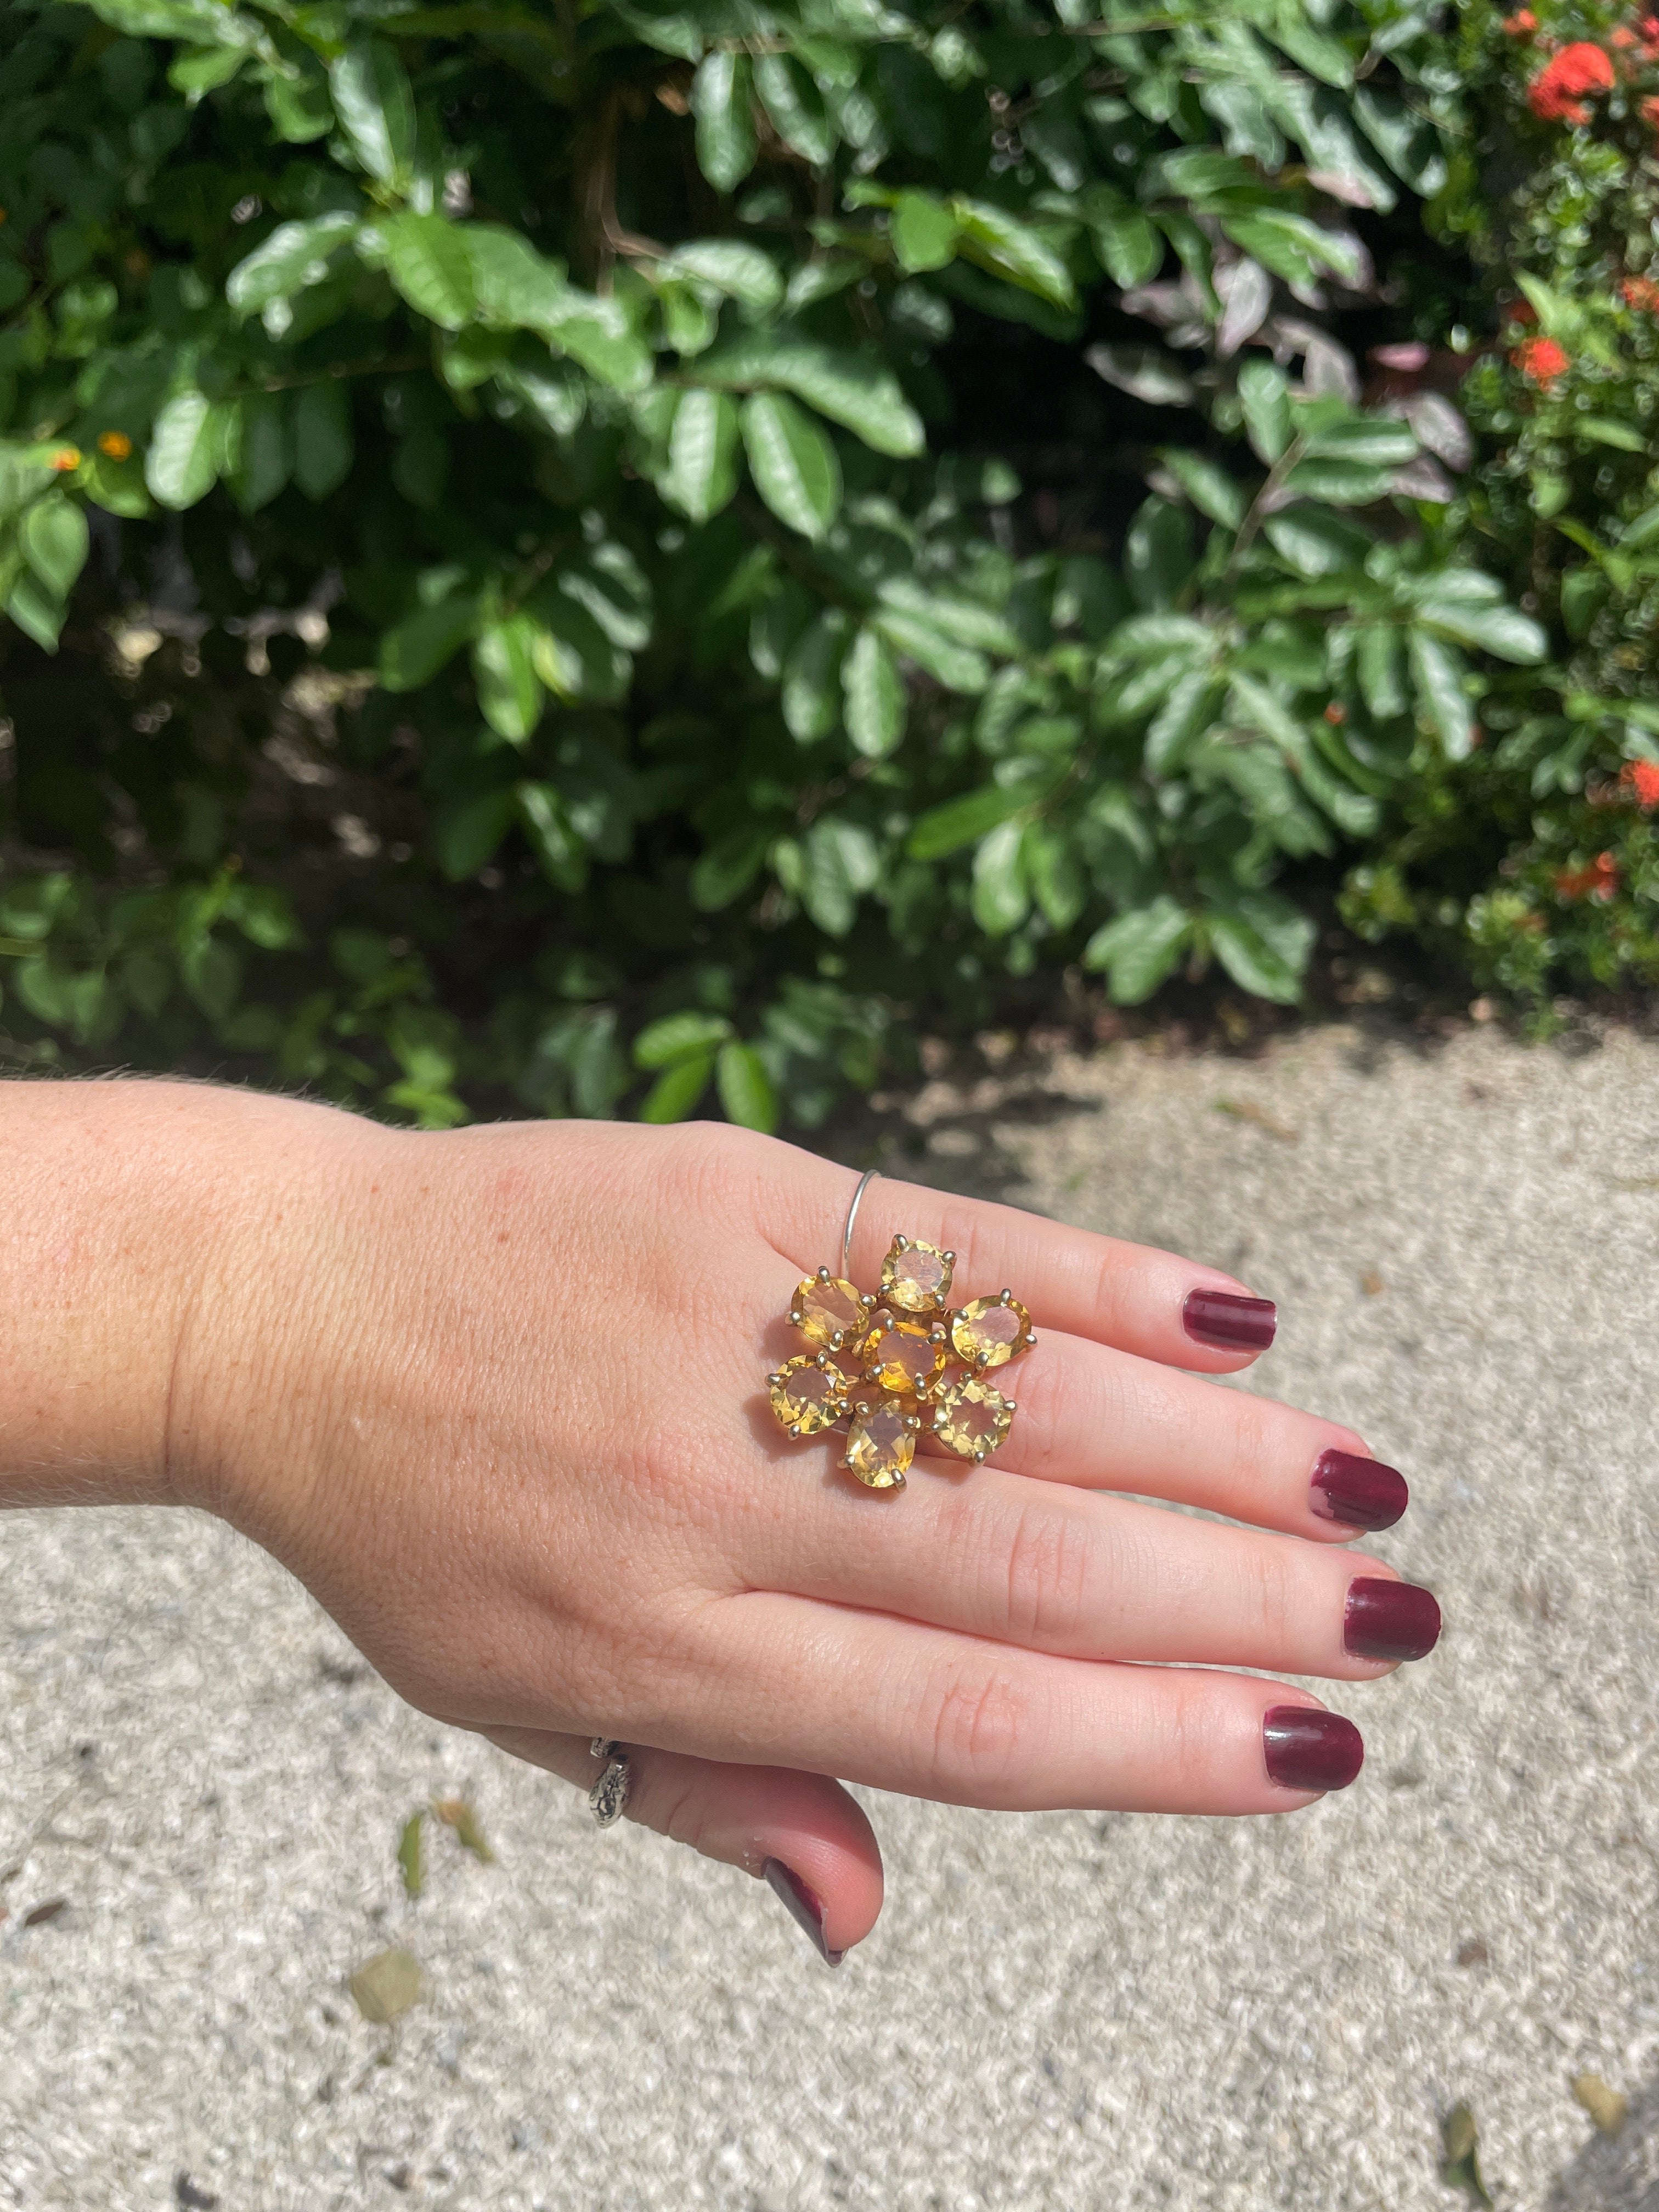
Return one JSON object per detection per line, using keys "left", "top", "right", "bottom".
{"left": 0, "top": 1078, "right": 332, "bottom": 1515}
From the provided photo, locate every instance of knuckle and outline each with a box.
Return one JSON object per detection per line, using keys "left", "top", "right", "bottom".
{"left": 1000, "top": 1499, "right": 1093, "bottom": 1647}
{"left": 916, "top": 1658, "right": 1032, "bottom": 1799}
{"left": 1242, "top": 1539, "right": 1301, "bottom": 1654}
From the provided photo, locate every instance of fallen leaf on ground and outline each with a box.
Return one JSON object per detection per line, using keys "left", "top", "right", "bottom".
{"left": 1571, "top": 2073, "right": 1628, "bottom": 2134}
{"left": 397, "top": 1812, "right": 425, "bottom": 1899}
{"left": 23, "top": 1898, "right": 66, "bottom": 1927}
{"left": 1212, "top": 1097, "right": 1298, "bottom": 1143}
{"left": 1440, "top": 2103, "right": 1493, "bottom": 2206}
{"left": 1360, "top": 1268, "right": 1384, "bottom": 1296}
{"left": 1455, "top": 1938, "right": 1489, "bottom": 1968}
{"left": 349, "top": 1946, "right": 424, "bottom": 2024}
{"left": 433, "top": 1796, "right": 496, "bottom": 1863}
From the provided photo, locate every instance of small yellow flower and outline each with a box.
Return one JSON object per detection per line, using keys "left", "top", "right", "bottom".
{"left": 97, "top": 431, "right": 133, "bottom": 461}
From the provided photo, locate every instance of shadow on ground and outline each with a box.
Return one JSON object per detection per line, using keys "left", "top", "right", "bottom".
{"left": 1548, "top": 2073, "right": 1659, "bottom": 2211}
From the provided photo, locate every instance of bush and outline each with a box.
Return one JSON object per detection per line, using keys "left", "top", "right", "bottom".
{"left": 0, "top": 0, "right": 1649, "bottom": 1128}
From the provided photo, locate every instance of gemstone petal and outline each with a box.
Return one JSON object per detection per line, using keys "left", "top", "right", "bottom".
{"left": 843, "top": 1395, "right": 918, "bottom": 1489}
{"left": 879, "top": 1235, "right": 954, "bottom": 1316}
{"left": 949, "top": 1293, "right": 1034, "bottom": 1372}
{"left": 855, "top": 1308, "right": 949, "bottom": 1397}
{"left": 769, "top": 1354, "right": 849, "bottom": 1438}
{"left": 790, "top": 1272, "right": 867, "bottom": 1351}
{"left": 931, "top": 1374, "right": 1015, "bottom": 1462}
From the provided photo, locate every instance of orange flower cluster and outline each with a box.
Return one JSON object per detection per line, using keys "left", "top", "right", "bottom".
{"left": 1554, "top": 851, "right": 1620, "bottom": 900}
{"left": 1527, "top": 41, "right": 1615, "bottom": 122}
{"left": 1623, "top": 273, "right": 1659, "bottom": 309}
{"left": 96, "top": 430, "right": 132, "bottom": 460}
{"left": 1512, "top": 334, "right": 1570, "bottom": 385}
{"left": 49, "top": 445, "right": 80, "bottom": 472}
{"left": 1621, "top": 759, "right": 1659, "bottom": 808}
{"left": 1502, "top": 6, "right": 1537, "bottom": 28}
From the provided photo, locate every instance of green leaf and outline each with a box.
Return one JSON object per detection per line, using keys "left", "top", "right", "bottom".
{"left": 658, "top": 240, "right": 782, "bottom": 312}
{"left": 754, "top": 52, "right": 836, "bottom": 167}
{"left": 397, "top": 1812, "right": 425, "bottom": 1899}
{"left": 264, "top": 67, "right": 335, "bottom": 144}
{"left": 1082, "top": 896, "right": 1192, "bottom": 1003}
{"left": 1418, "top": 600, "right": 1547, "bottom": 664}
{"left": 697, "top": 338, "right": 925, "bottom": 458}
{"left": 1206, "top": 891, "right": 1314, "bottom": 1003}
{"left": 180, "top": 934, "right": 241, "bottom": 1023}
{"left": 971, "top": 817, "right": 1029, "bottom": 935}
{"left": 874, "top": 608, "right": 989, "bottom": 693}
{"left": 516, "top": 782, "right": 588, "bottom": 893}
{"left": 1358, "top": 626, "right": 1407, "bottom": 719}
{"left": 948, "top": 198, "right": 1075, "bottom": 310}
{"left": 741, "top": 393, "right": 841, "bottom": 541}
{"left": 380, "top": 592, "right": 479, "bottom": 691}
{"left": 692, "top": 50, "right": 757, "bottom": 194}
{"left": 20, "top": 498, "right": 89, "bottom": 603}
{"left": 1263, "top": 507, "right": 1372, "bottom": 578}
{"left": 227, "top": 215, "right": 359, "bottom": 315}
{"left": 1238, "top": 360, "right": 1291, "bottom": 465}
{"left": 1085, "top": 199, "right": 1163, "bottom": 289}
{"left": 892, "top": 193, "right": 958, "bottom": 275}
{"left": 782, "top": 611, "right": 849, "bottom": 742}
{"left": 230, "top": 391, "right": 290, "bottom": 512}
{"left": 661, "top": 388, "right": 741, "bottom": 522}
{"left": 715, "top": 1040, "right": 777, "bottom": 1133}
{"left": 292, "top": 380, "right": 353, "bottom": 500}
{"left": 1280, "top": 457, "right": 1393, "bottom": 506}
{"left": 842, "top": 626, "right": 907, "bottom": 758}
{"left": 1408, "top": 631, "right": 1474, "bottom": 759}
{"left": 472, "top": 617, "right": 545, "bottom": 742}
{"left": 1125, "top": 497, "right": 1194, "bottom": 612}
{"left": 1025, "top": 822, "right": 1086, "bottom": 929}
{"left": 5, "top": 574, "right": 65, "bottom": 652}
{"left": 435, "top": 786, "right": 515, "bottom": 879}
{"left": 329, "top": 43, "right": 416, "bottom": 187}
{"left": 381, "top": 213, "right": 475, "bottom": 332}
{"left": 1300, "top": 416, "right": 1419, "bottom": 466}
{"left": 1157, "top": 450, "right": 1245, "bottom": 529}
{"left": 802, "top": 816, "right": 878, "bottom": 935}
{"left": 691, "top": 825, "right": 769, "bottom": 911}
{"left": 639, "top": 1050, "right": 715, "bottom": 1122}
{"left": 1145, "top": 670, "right": 1223, "bottom": 775}
{"left": 908, "top": 783, "right": 1029, "bottom": 859}
{"left": 145, "top": 388, "right": 219, "bottom": 509}
{"left": 634, "top": 1009, "right": 735, "bottom": 1068}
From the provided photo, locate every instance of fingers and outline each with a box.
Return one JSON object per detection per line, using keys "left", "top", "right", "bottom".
{"left": 479, "top": 1726, "right": 883, "bottom": 1966}
{"left": 766, "top": 1149, "right": 1279, "bottom": 1374}
{"left": 697, "top": 1594, "right": 1363, "bottom": 1813}
{"left": 961, "top": 1327, "right": 1398, "bottom": 1539}
{"left": 754, "top": 1463, "right": 1435, "bottom": 1678}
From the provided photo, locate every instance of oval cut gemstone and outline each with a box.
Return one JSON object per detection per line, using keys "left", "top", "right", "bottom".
{"left": 932, "top": 1375, "right": 1015, "bottom": 1463}
{"left": 843, "top": 1396, "right": 917, "bottom": 1489}
{"left": 856, "top": 1308, "right": 949, "bottom": 1397}
{"left": 950, "top": 1293, "right": 1033, "bottom": 1372}
{"left": 879, "top": 1236, "right": 953, "bottom": 1316}
{"left": 791, "top": 1273, "right": 865, "bottom": 1350}
{"left": 769, "top": 1355, "right": 847, "bottom": 1438}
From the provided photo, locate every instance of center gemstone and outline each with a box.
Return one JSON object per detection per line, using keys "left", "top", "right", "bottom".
{"left": 856, "top": 1308, "right": 948, "bottom": 1396}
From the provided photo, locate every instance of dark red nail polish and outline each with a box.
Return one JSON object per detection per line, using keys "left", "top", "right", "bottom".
{"left": 1262, "top": 1705, "right": 1364, "bottom": 1792}
{"left": 1345, "top": 1577, "right": 1442, "bottom": 1661}
{"left": 763, "top": 1859, "right": 844, "bottom": 1967}
{"left": 1183, "top": 1288, "right": 1277, "bottom": 1353}
{"left": 1310, "top": 1449, "right": 1409, "bottom": 1532}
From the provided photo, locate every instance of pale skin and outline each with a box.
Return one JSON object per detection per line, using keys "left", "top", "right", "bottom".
{"left": 0, "top": 1080, "right": 1432, "bottom": 1963}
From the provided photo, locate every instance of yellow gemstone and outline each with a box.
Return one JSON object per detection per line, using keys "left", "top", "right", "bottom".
{"left": 790, "top": 1272, "right": 866, "bottom": 1351}
{"left": 879, "top": 1235, "right": 954, "bottom": 1316}
{"left": 769, "top": 1355, "right": 848, "bottom": 1438}
{"left": 843, "top": 1396, "right": 918, "bottom": 1489}
{"left": 931, "top": 1375, "right": 1015, "bottom": 1463}
{"left": 950, "top": 1293, "right": 1033, "bottom": 1372}
{"left": 855, "top": 1308, "right": 949, "bottom": 1397}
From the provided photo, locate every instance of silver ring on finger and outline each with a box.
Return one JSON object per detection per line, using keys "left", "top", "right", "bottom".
{"left": 588, "top": 1737, "right": 631, "bottom": 1827}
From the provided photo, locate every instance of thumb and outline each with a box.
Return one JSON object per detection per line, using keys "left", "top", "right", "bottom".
{"left": 478, "top": 1726, "right": 883, "bottom": 1967}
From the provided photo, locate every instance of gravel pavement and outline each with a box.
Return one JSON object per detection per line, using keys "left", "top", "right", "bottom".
{"left": 3, "top": 1018, "right": 1657, "bottom": 2212}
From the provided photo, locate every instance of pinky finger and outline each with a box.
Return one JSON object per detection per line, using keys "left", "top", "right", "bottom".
{"left": 477, "top": 1725, "right": 884, "bottom": 1968}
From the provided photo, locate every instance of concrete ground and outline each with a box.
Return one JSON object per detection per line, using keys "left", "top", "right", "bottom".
{"left": 2, "top": 1017, "right": 1657, "bottom": 2211}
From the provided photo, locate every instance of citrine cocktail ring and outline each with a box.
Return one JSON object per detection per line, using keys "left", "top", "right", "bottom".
{"left": 766, "top": 1170, "right": 1035, "bottom": 1491}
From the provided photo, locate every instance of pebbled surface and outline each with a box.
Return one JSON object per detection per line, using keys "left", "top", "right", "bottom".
{"left": 3, "top": 1019, "right": 1657, "bottom": 2212}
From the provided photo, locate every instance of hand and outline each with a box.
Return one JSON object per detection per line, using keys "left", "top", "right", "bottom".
{"left": 160, "top": 1096, "right": 1436, "bottom": 1967}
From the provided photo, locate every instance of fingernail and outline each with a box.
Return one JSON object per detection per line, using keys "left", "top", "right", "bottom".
{"left": 1345, "top": 1576, "right": 1442, "bottom": 1661}
{"left": 1310, "top": 1449, "right": 1409, "bottom": 1532}
{"left": 1263, "top": 1705, "right": 1364, "bottom": 1792}
{"left": 763, "top": 1859, "right": 844, "bottom": 1968}
{"left": 1183, "top": 1288, "right": 1277, "bottom": 1353}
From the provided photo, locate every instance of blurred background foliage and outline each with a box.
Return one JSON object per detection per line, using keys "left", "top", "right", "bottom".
{"left": 0, "top": 0, "right": 1654, "bottom": 1128}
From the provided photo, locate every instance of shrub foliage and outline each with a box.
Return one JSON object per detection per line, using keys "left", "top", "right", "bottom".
{"left": 0, "top": 0, "right": 1650, "bottom": 1125}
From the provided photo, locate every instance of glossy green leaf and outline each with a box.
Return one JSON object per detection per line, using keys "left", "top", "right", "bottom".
{"left": 692, "top": 50, "right": 757, "bottom": 193}
{"left": 1082, "top": 896, "right": 1192, "bottom": 1003}
{"left": 1207, "top": 892, "right": 1314, "bottom": 1003}
{"left": 472, "top": 617, "right": 545, "bottom": 742}
{"left": 908, "top": 783, "right": 1029, "bottom": 859}
{"left": 697, "top": 338, "right": 925, "bottom": 458}
{"left": 741, "top": 392, "right": 841, "bottom": 540}
{"left": 381, "top": 213, "right": 476, "bottom": 332}
{"left": 145, "top": 389, "right": 219, "bottom": 509}
{"left": 1408, "top": 631, "right": 1474, "bottom": 759}
{"left": 329, "top": 44, "right": 416, "bottom": 186}
{"left": 634, "top": 1009, "right": 734, "bottom": 1067}
{"left": 661, "top": 388, "right": 741, "bottom": 522}
{"left": 753, "top": 53, "right": 836, "bottom": 167}
{"left": 971, "top": 817, "right": 1029, "bottom": 935}
{"left": 782, "top": 611, "right": 850, "bottom": 742}
{"left": 20, "top": 498, "right": 89, "bottom": 603}
{"left": 380, "top": 593, "right": 479, "bottom": 691}
{"left": 949, "top": 198, "right": 1076, "bottom": 309}
{"left": 639, "top": 1049, "right": 715, "bottom": 1121}
{"left": 892, "top": 193, "right": 958, "bottom": 275}
{"left": 435, "top": 786, "right": 516, "bottom": 880}
{"left": 715, "top": 1040, "right": 778, "bottom": 1133}
{"left": 841, "top": 625, "right": 907, "bottom": 758}
{"left": 516, "top": 783, "right": 588, "bottom": 893}
{"left": 1238, "top": 359, "right": 1292, "bottom": 466}
{"left": 227, "top": 216, "right": 359, "bottom": 315}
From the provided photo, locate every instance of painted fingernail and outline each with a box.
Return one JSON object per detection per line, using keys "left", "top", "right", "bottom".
{"left": 1263, "top": 1705, "right": 1364, "bottom": 1792}
{"left": 1310, "top": 1449, "right": 1409, "bottom": 1532}
{"left": 1183, "top": 1288, "right": 1277, "bottom": 1353}
{"left": 1345, "top": 1576, "right": 1442, "bottom": 1661}
{"left": 763, "top": 1859, "right": 844, "bottom": 1968}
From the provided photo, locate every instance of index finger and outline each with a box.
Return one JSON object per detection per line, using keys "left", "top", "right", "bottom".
{"left": 767, "top": 1153, "right": 1278, "bottom": 1374}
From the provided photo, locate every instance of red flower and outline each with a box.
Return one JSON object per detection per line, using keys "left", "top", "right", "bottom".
{"left": 1554, "top": 851, "right": 1620, "bottom": 900}
{"left": 1512, "top": 335, "right": 1570, "bottom": 386}
{"left": 1503, "top": 7, "right": 1537, "bottom": 29}
{"left": 1611, "top": 25, "right": 1637, "bottom": 47}
{"left": 1527, "top": 41, "right": 1615, "bottom": 120}
{"left": 1621, "top": 759, "right": 1659, "bottom": 808}
{"left": 1643, "top": 93, "right": 1659, "bottom": 123}
{"left": 1622, "top": 274, "right": 1659, "bottom": 310}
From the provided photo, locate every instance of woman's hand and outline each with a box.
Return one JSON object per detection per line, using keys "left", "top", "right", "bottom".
{"left": 0, "top": 1083, "right": 1437, "bottom": 1968}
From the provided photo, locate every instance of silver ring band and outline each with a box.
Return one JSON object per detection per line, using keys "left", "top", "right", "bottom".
{"left": 588, "top": 1737, "right": 631, "bottom": 1827}
{"left": 841, "top": 1167, "right": 879, "bottom": 1280}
